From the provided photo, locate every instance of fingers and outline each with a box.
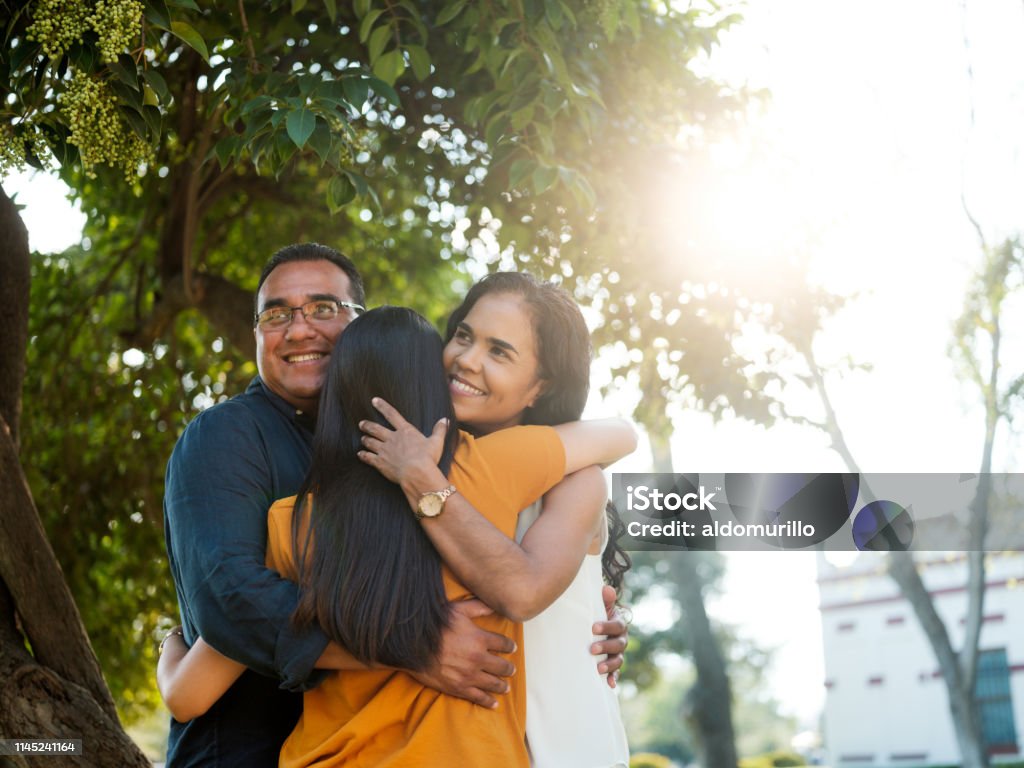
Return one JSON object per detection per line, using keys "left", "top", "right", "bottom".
{"left": 602, "top": 584, "right": 617, "bottom": 618}
{"left": 450, "top": 598, "right": 494, "bottom": 620}
{"left": 360, "top": 435, "right": 384, "bottom": 453}
{"left": 359, "top": 420, "right": 393, "bottom": 440}
{"left": 592, "top": 633, "right": 627, "bottom": 658}
{"left": 592, "top": 617, "right": 627, "bottom": 639}
{"left": 461, "top": 687, "right": 499, "bottom": 710}
{"left": 431, "top": 418, "right": 450, "bottom": 439}
{"left": 371, "top": 397, "right": 410, "bottom": 429}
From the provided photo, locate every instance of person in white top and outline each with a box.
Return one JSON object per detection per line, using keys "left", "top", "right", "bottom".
{"left": 359, "top": 272, "right": 631, "bottom": 767}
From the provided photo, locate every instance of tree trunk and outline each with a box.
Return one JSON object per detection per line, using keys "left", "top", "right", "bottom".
{"left": 648, "top": 428, "right": 739, "bottom": 767}
{"left": 648, "top": 430, "right": 673, "bottom": 474}
{"left": 0, "top": 185, "right": 149, "bottom": 767}
{"left": 806, "top": 333, "right": 992, "bottom": 768}
{"left": 676, "top": 557, "right": 740, "bottom": 768}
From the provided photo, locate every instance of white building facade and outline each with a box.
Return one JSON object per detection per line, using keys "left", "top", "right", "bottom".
{"left": 818, "top": 552, "right": 1024, "bottom": 767}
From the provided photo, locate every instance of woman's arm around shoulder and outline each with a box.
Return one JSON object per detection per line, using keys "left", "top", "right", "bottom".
{"left": 554, "top": 418, "right": 638, "bottom": 475}
{"left": 157, "top": 632, "right": 245, "bottom": 722}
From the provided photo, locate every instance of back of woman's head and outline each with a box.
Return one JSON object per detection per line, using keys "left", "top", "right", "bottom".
{"left": 294, "top": 306, "right": 456, "bottom": 669}
{"left": 445, "top": 272, "right": 592, "bottom": 425}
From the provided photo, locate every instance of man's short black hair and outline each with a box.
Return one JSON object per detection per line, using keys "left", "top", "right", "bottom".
{"left": 256, "top": 243, "right": 365, "bottom": 309}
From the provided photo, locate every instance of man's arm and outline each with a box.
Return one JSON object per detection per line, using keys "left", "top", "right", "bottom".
{"left": 165, "top": 405, "right": 329, "bottom": 690}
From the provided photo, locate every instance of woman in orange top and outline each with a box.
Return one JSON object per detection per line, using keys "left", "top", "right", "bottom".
{"left": 158, "top": 306, "right": 636, "bottom": 766}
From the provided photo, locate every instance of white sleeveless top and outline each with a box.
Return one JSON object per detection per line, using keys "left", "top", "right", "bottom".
{"left": 515, "top": 501, "right": 630, "bottom": 768}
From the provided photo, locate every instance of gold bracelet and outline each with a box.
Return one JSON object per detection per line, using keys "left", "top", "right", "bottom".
{"left": 159, "top": 626, "right": 184, "bottom": 655}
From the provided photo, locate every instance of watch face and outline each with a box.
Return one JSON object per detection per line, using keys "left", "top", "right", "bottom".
{"left": 418, "top": 493, "right": 443, "bottom": 518}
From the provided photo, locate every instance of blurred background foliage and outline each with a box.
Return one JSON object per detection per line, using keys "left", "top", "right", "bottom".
{"left": 2, "top": 0, "right": 826, "bottom": 754}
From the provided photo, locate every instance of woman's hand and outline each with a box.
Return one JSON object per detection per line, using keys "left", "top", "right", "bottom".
{"left": 358, "top": 398, "right": 446, "bottom": 482}
{"left": 358, "top": 397, "right": 452, "bottom": 512}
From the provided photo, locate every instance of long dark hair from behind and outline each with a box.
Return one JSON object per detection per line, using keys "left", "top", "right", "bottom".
{"left": 445, "top": 273, "right": 632, "bottom": 594}
{"left": 291, "top": 306, "right": 457, "bottom": 670}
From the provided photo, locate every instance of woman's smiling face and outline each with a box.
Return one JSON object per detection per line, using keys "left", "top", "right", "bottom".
{"left": 442, "top": 292, "right": 546, "bottom": 435}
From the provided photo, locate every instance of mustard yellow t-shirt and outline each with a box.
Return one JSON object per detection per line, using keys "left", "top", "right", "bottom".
{"left": 265, "top": 425, "right": 566, "bottom": 768}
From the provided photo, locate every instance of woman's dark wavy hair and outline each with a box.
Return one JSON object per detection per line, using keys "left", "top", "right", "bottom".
{"left": 445, "top": 272, "right": 632, "bottom": 594}
{"left": 291, "top": 306, "right": 457, "bottom": 670}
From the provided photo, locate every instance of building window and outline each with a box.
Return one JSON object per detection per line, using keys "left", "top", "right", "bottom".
{"left": 975, "top": 648, "right": 1018, "bottom": 752}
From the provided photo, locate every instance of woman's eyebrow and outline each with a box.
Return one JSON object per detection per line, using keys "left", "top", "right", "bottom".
{"left": 458, "top": 321, "right": 519, "bottom": 356}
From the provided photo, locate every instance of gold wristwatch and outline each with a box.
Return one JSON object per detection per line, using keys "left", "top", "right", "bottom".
{"left": 416, "top": 485, "right": 457, "bottom": 519}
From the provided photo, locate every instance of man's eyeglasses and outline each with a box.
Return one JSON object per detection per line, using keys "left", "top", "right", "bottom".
{"left": 254, "top": 299, "right": 365, "bottom": 330}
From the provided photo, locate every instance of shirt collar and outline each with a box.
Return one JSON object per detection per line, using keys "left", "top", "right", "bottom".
{"left": 248, "top": 376, "right": 317, "bottom": 433}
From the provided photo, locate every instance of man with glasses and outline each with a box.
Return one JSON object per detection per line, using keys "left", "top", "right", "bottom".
{"left": 162, "top": 244, "right": 516, "bottom": 767}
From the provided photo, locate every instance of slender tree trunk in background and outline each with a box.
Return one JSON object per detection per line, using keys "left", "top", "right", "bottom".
{"left": 648, "top": 427, "right": 739, "bottom": 767}
{"left": 675, "top": 556, "right": 740, "bottom": 768}
{"left": 648, "top": 430, "right": 673, "bottom": 474}
{"left": 803, "top": 338, "right": 991, "bottom": 768}
{"left": 0, "top": 185, "right": 149, "bottom": 768}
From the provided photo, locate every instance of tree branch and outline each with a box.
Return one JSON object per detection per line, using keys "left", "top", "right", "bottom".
{"left": 0, "top": 184, "right": 30, "bottom": 451}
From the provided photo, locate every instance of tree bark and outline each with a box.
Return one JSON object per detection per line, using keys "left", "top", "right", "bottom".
{"left": 124, "top": 271, "right": 256, "bottom": 358}
{"left": 676, "top": 557, "right": 740, "bottom": 768}
{"left": 0, "top": 186, "right": 29, "bottom": 450}
{"left": 0, "top": 185, "right": 149, "bottom": 767}
{"left": 649, "top": 429, "right": 739, "bottom": 767}
{"left": 803, "top": 336, "right": 991, "bottom": 768}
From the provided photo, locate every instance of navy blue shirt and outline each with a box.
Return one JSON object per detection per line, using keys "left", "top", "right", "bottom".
{"left": 164, "top": 377, "right": 329, "bottom": 767}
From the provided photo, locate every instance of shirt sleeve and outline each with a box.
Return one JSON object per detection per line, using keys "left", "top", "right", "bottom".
{"left": 464, "top": 425, "right": 566, "bottom": 511}
{"left": 164, "top": 405, "right": 327, "bottom": 692}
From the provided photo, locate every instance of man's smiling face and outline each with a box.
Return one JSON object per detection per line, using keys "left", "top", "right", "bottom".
{"left": 254, "top": 259, "right": 357, "bottom": 412}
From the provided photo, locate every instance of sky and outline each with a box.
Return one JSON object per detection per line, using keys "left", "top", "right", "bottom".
{"left": 606, "top": 0, "right": 1024, "bottom": 731}
{"left": 6, "top": 0, "right": 1024, "bottom": 741}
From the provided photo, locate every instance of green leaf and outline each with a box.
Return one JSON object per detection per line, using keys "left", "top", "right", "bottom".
{"left": 367, "top": 25, "right": 390, "bottom": 64}
{"left": 142, "top": 84, "right": 159, "bottom": 107}
{"left": 241, "top": 94, "right": 275, "bottom": 114}
{"left": 327, "top": 173, "right": 357, "bottom": 212}
{"left": 108, "top": 59, "right": 140, "bottom": 91}
{"left": 285, "top": 108, "right": 316, "bottom": 148}
{"left": 397, "top": 0, "right": 428, "bottom": 39}
{"left": 359, "top": 9, "right": 385, "bottom": 42}
{"left": 120, "top": 107, "right": 149, "bottom": 140}
{"left": 436, "top": 0, "right": 468, "bottom": 25}
{"left": 372, "top": 49, "right": 405, "bottom": 86}
{"left": 484, "top": 112, "right": 509, "bottom": 148}
{"left": 508, "top": 157, "right": 533, "bottom": 188}
{"left": 170, "top": 21, "right": 210, "bottom": 63}
{"left": 406, "top": 44, "right": 430, "bottom": 81}
{"left": 292, "top": 0, "right": 307, "bottom": 12}
{"left": 342, "top": 76, "right": 370, "bottom": 110}
{"left": 345, "top": 170, "right": 369, "bottom": 197}
{"left": 323, "top": 0, "right": 337, "bottom": 22}
{"left": 111, "top": 81, "right": 144, "bottom": 113}
{"left": 308, "top": 118, "right": 332, "bottom": 164}
{"left": 531, "top": 164, "right": 558, "bottom": 194}
{"left": 214, "top": 136, "right": 239, "bottom": 169}
{"left": 366, "top": 75, "right": 400, "bottom": 107}
{"left": 168, "top": 0, "right": 200, "bottom": 9}
{"left": 143, "top": 0, "right": 171, "bottom": 29}
{"left": 353, "top": 0, "right": 371, "bottom": 18}
{"left": 571, "top": 174, "right": 597, "bottom": 210}
{"left": 544, "top": 0, "right": 563, "bottom": 30}
{"left": 142, "top": 105, "right": 162, "bottom": 137}
{"left": 141, "top": 69, "right": 171, "bottom": 104}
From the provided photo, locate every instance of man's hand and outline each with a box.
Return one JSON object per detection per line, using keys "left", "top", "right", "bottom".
{"left": 408, "top": 599, "right": 516, "bottom": 709}
{"left": 591, "top": 584, "right": 628, "bottom": 688}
